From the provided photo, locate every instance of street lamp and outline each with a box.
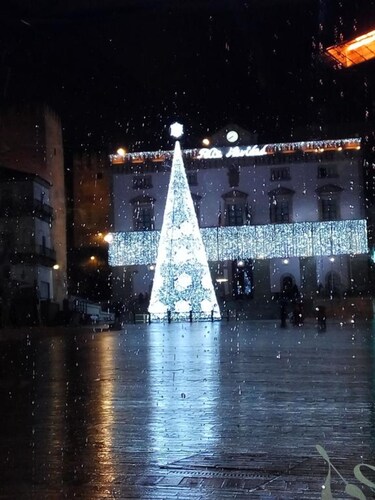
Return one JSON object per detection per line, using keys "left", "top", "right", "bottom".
{"left": 117, "top": 147, "right": 126, "bottom": 157}
{"left": 103, "top": 233, "right": 113, "bottom": 243}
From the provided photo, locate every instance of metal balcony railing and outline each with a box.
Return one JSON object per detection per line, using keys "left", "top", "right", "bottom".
{"left": 36, "top": 245, "right": 56, "bottom": 260}
{"left": 32, "top": 199, "right": 54, "bottom": 220}
{"left": 10, "top": 244, "right": 57, "bottom": 266}
{"left": 0, "top": 199, "right": 53, "bottom": 221}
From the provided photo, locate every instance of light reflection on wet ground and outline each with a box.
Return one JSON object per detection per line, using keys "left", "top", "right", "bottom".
{"left": 0, "top": 320, "right": 374, "bottom": 498}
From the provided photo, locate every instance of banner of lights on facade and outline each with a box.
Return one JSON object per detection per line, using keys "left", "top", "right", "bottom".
{"left": 110, "top": 137, "right": 361, "bottom": 165}
{"left": 108, "top": 219, "right": 368, "bottom": 266}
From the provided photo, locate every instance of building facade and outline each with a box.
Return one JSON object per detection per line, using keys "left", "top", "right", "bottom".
{"left": 108, "top": 125, "right": 370, "bottom": 317}
{"left": 0, "top": 167, "right": 56, "bottom": 324}
{"left": 0, "top": 105, "right": 67, "bottom": 324}
{"left": 69, "top": 151, "right": 112, "bottom": 302}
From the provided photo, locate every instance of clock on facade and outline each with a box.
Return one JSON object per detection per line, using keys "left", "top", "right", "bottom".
{"left": 226, "top": 130, "right": 239, "bottom": 143}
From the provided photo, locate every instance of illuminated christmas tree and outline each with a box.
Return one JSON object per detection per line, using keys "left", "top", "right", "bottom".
{"left": 148, "top": 123, "right": 220, "bottom": 321}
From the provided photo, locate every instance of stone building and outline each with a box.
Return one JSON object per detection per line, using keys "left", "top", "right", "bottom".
{"left": 69, "top": 151, "right": 112, "bottom": 302}
{"left": 0, "top": 105, "right": 67, "bottom": 324}
{"left": 108, "top": 125, "right": 370, "bottom": 318}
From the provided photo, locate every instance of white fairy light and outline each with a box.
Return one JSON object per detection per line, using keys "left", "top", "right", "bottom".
{"left": 147, "top": 139, "right": 220, "bottom": 321}
{"left": 109, "top": 137, "right": 361, "bottom": 164}
{"left": 175, "top": 273, "right": 192, "bottom": 291}
{"left": 108, "top": 219, "right": 368, "bottom": 266}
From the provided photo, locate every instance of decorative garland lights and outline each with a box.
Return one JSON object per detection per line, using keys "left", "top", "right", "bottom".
{"left": 110, "top": 137, "right": 361, "bottom": 165}
{"left": 108, "top": 219, "right": 368, "bottom": 267}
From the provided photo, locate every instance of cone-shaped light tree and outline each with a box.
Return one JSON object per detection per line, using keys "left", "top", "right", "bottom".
{"left": 148, "top": 123, "right": 221, "bottom": 321}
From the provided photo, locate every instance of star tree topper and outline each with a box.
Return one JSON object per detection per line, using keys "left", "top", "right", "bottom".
{"left": 170, "top": 122, "right": 184, "bottom": 139}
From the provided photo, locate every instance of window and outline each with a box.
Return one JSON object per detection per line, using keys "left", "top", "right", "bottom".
{"left": 191, "top": 193, "right": 201, "bottom": 224}
{"left": 228, "top": 165, "right": 240, "bottom": 187}
{"left": 227, "top": 203, "right": 244, "bottom": 226}
{"left": 270, "top": 199, "right": 290, "bottom": 223}
{"left": 269, "top": 187, "right": 294, "bottom": 223}
{"left": 134, "top": 205, "right": 153, "bottom": 230}
{"left": 40, "top": 281, "right": 50, "bottom": 300}
{"left": 321, "top": 198, "right": 338, "bottom": 220}
{"left": 222, "top": 189, "right": 248, "bottom": 227}
{"left": 131, "top": 195, "right": 155, "bottom": 231}
{"left": 132, "top": 175, "right": 152, "bottom": 189}
{"left": 316, "top": 184, "right": 343, "bottom": 221}
{"left": 187, "top": 171, "right": 198, "bottom": 186}
{"left": 317, "top": 164, "right": 338, "bottom": 178}
{"left": 270, "top": 167, "right": 290, "bottom": 181}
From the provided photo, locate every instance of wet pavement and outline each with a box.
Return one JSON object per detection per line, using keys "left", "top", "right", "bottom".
{"left": 0, "top": 319, "right": 374, "bottom": 499}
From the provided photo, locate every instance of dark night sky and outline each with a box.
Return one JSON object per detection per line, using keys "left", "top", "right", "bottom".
{"left": 1, "top": 0, "right": 375, "bottom": 153}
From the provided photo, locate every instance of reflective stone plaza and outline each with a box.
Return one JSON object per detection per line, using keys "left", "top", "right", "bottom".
{"left": 0, "top": 319, "right": 374, "bottom": 498}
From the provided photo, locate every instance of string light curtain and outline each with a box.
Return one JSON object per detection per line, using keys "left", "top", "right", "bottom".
{"left": 108, "top": 219, "right": 368, "bottom": 266}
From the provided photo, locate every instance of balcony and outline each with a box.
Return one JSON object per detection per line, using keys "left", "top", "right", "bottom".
{"left": 10, "top": 244, "right": 57, "bottom": 267}
{"left": 0, "top": 199, "right": 53, "bottom": 222}
{"left": 32, "top": 200, "right": 54, "bottom": 222}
